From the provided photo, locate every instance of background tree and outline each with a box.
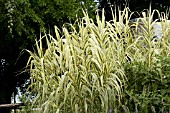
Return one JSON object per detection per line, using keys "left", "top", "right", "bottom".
{"left": 0, "top": 0, "right": 97, "bottom": 112}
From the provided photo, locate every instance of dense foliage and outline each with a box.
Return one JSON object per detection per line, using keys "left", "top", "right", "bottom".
{"left": 26, "top": 8, "right": 170, "bottom": 112}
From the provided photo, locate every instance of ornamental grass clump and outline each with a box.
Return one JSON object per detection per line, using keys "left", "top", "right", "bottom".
{"left": 26, "top": 8, "right": 170, "bottom": 113}
{"left": 26, "top": 10, "right": 128, "bottom": 113}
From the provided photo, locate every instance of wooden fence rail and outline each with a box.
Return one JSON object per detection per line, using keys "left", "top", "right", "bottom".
{"left": 0, "top": 103, "right": 25, "bottom": 109}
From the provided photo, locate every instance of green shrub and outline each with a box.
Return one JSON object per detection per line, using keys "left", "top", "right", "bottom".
{"left": 123, "top": 56, "right": 170, "bottom": 112}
